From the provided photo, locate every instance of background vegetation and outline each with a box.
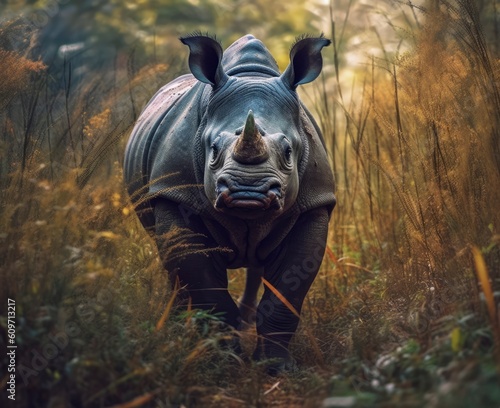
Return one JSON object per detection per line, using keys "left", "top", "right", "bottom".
{"left": 0, "top": 0, "right": 499, "bottom": 406}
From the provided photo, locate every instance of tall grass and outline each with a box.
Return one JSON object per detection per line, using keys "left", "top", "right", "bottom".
{"left": 328, "top": 0, "right": 500, "bottom": 329}
{"left": 1, "top": 1, "right": 500, "bottom": 406}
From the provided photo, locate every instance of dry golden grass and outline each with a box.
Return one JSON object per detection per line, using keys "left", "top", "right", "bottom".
{"left": 1, "top": 2, "right": 500, "bottom": 406}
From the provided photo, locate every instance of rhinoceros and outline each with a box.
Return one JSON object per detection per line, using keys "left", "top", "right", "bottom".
{"left": 124, "top": 34, "right": 336, "bottom": 372}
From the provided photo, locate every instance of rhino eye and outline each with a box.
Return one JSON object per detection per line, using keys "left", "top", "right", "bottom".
{"left": 281, "top": 137, "right": 293, "bottom": 164}
{"left": 210, "top": 136, "right": 222, "bottom": 164}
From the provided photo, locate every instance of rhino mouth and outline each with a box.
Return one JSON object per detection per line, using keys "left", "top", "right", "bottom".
{"left": 216, "top": 189, "right": 282, "bottom": 210}
{"left": 214, "top": 178, "right": 283, "bottom": 212}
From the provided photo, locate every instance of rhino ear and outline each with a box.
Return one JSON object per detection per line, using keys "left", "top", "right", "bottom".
{"left": 180, "top": 34, "right": 228, "bottom": 88}
{"left": 281, "top": 35, "right": 331, "bottom": 90}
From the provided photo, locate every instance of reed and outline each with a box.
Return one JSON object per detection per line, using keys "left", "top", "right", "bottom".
{"left": 1, "top": 1, "right": 499, "bottom": 405}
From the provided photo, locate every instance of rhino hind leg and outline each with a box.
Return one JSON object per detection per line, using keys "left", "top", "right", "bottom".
{"left": 238, "top": 267, "right": 263, "bottom": 325}
{"left": 154, "top": 199, "right": 241, "bottom": 330}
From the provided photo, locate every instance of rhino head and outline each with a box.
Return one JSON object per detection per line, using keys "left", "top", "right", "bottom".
{"left": 181, "top": 34, "right": 330, "bottom": 219}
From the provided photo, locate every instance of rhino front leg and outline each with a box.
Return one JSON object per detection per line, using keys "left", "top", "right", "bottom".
{"left": 254, "top": 207, "right": 329, "bottom": 372}
{"left": 154, "top": 199, "right": 241, "bottom": 330}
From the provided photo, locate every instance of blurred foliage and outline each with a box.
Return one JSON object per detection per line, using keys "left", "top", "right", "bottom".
{"left": 1, "top": 0, "right": 500, "bottom": 407}
{"left": 0, "top": 0, "right": 326, "bottom": 72}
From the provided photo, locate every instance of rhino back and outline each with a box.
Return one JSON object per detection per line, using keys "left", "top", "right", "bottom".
{"left": 221, "top": 34, "right": 280, "bottom": 77}
{"left": 124, "top": 74, "right": 208, "bottom": 228}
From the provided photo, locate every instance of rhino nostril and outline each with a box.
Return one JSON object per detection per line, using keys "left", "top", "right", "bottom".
{"left": 269, "top": 183, "right": 282, "bottom": 197}
{"left": 216, "top": 177, "right": 230, "bottom": 195}
{"left": 216, "top": 183, "right": 227, "bottom": 194}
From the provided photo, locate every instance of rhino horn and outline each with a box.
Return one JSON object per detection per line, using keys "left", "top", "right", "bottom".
{"left": 232, "top": 110, "right": 269, "bottom": 164}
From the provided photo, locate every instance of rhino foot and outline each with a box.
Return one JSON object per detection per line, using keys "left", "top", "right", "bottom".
{"left": 262, "top": 356, "right": 298, "bottom": 376}
{"left": 252, "top": 345, "right": 298, "bottom": 375}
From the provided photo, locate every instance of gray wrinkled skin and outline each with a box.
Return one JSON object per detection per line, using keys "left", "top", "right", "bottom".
{"left": 124, "top": 34, "right": 336, "bottom": 372}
